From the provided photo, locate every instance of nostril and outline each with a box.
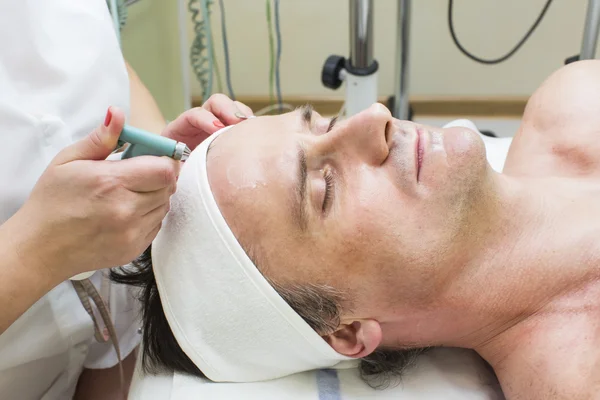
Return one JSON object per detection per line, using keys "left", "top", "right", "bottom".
{"left": 384, "top": 120, "right": 393, "bottom": 146}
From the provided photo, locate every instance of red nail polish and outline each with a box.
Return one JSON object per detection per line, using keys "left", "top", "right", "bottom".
{"left": 104, "top": 107, "right": 113, "bottom": 127}
{"left": 213, "top": 120, "right": 225, "bottom": 128}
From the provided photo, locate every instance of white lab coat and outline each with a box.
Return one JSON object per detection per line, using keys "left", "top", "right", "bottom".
{"left": 0, "top": 0, "right": 141, "bottom": 399}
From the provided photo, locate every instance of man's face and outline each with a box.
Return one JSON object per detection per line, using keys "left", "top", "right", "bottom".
{"left": 207, "top": 104, "right": 488, "bottom": 320}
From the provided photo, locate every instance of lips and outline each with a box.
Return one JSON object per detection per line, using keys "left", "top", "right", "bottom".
{"left": 384, "top": 121, "right": 424, "bottom": 187}
{"left": 416, "top": 128, "right": 424, "bottom": 181}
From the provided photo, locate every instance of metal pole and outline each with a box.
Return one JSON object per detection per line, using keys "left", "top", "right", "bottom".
{"left": 580, "top": 0, "right": 600, "bottom": 59}
{"left": 349, "top": 0, "right": 374, "bottom": 69}
{"left": 393, "top": 0, "right": 411, "bottom": 120}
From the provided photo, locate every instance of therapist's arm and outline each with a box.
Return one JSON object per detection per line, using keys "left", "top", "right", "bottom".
{"left": 0, "top": 109, "right": 179, "bottom": 334}
{"left": 125, "top": 61, "right": 167, "bottom": 134}
{"left": 0, "top": 213, "right": 63, "bottom": 332}
{"left": 73, "top": 350, "right": 137, "bottom": 400}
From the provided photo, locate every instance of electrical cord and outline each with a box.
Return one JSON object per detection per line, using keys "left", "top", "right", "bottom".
{"left": 274, "top": 0, "right": 283, "bottom": 113}
{"left": 210, "top": 22, "right": 224, "bottom": 93}
{"left": 448, "top": 0, "right": 554, "bottom": 65}
{"left": 189, "top": 0, "right": 214, "bottom": 102}
{"left": 266, "top": 0, "right": 276, "bottom": 105}
{"left": 108, "top": 0, "right": 121, "bottom": 44}
{"left": 218, "top": 0, "right": 236, "bottom": 100}
{"left": 254, "top": 103, "right": 295, "bottom": 116}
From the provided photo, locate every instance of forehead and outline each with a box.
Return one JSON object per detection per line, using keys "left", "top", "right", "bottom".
{"left": 205, "top": 114, "right": 302, "bottom": 253}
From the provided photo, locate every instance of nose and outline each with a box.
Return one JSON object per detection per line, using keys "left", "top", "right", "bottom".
{"left": 326, "top": 103, "right": 392, "bottom": 165}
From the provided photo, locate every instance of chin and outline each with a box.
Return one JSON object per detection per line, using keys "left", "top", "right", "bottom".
{"left": 423, "top": 131, "right": 488, "bottom": 202}
{"left": 443, "top": 127, "right": 486, "bottom": 161}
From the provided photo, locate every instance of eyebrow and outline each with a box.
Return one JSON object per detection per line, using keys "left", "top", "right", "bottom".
{"left": 299, "top": 104, "right": 313, "bottom": 130}
{"left": 292, "top": 145, "right": 309, "bottom": 231}
{"left": 291, "top": 105, "right": 313, "bottom": 231}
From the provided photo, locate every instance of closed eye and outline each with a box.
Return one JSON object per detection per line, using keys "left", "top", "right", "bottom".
{"left": 322, "top": 168, "right": 334, "bottom": 213}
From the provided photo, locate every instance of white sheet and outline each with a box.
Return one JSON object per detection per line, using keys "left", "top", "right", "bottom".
{"left": 128, "top": 348, "right": 504, "bottom": 400}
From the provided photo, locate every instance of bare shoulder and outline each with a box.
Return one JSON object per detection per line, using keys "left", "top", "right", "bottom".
{"left": 504, "top": 60, "right": 600, "bottom": 178}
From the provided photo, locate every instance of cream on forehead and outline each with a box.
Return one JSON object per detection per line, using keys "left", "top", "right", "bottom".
{"left": 208, "top": 122, "right": 298, "bottom": 192}
{"left": 226, "top": 161, "right": 268, "bottom": 190}
{"left": 205, "top": 126, "right": 270, "bottom": 191}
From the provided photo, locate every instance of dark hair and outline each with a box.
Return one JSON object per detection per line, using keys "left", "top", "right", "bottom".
{"left": 110, "top": 246, "right": 429, "bottom": 389}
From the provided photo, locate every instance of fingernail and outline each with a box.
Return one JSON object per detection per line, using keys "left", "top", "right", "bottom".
{"left": 234, "top": 111, "right": 248, "bottom": 120}
{"left": 213, "top": 120, "right": 225, "bottom": 128}
{"left": 104, "top": 107, "right": 112, "bottom": 127}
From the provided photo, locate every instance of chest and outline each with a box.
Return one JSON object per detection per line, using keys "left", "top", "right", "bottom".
{"left": 499, "top": 310, "right": 600, "bottom": 400}
{"left": 505, "top": 126, "right": 600, "bottom": 180}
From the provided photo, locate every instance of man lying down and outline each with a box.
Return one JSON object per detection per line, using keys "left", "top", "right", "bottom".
{"left": 113, "top": 60, "right": 600, "bottom": 400}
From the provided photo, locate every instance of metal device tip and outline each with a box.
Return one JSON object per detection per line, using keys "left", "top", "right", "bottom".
{"left": 181, "top": 146, "right": 191, "bottom": 161}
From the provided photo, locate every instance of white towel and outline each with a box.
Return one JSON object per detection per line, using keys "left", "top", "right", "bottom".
{"left": 151, "top": 126, "right": 355, "bottom": 383}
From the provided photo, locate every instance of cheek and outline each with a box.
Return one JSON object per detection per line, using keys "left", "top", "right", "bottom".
{"left": 335, "top": 174, "right": 413, "bottom": 262}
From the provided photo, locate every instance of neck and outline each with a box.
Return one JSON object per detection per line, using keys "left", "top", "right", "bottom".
{"left": 382, "top": 170, "right": 600, "bottom": 353}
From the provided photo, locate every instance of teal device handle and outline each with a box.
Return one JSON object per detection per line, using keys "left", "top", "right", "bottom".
{"left": 118, "top": 125, "right": 177, "bottom": 159}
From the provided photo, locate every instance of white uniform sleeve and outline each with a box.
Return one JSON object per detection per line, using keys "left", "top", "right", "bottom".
{"left": 83, "top": 271, "right": 142, "bottom": 369}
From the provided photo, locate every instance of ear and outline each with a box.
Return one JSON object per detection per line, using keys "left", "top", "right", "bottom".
{"left": 322, "top": 320, "right": 382, "bottom": 358}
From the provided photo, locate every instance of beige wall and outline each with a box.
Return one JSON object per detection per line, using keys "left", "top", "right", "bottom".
{"left": 121, "top": 0, "right": 186, "bottom": 121}
{"left": 123, "top": 0, "right": 595, "bottom": 115}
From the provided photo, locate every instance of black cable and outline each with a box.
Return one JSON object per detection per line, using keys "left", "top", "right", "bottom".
{"left": 448, "top": 0, "right": 554, "bottom": 65}
{"left": 274, "top": 0, "right": 283, "bottom": 113}
{"left": 218, "top": 0, "right": 236, "bottom": 100}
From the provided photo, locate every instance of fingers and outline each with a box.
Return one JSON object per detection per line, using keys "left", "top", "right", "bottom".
{"left": 137, "top": 185, "right": 175, "bottom": 215}
{"left": 234, "top": 101, "right": 254, "bottom": 118}
{"left": 203, "top": 94, "right": 254, "bottom": 125}
{"left": 181, "top": 107, "right": 225, "bottom": 137}
{"left": 161, "top": 94, "right": 254, "bottom": 151}
{"left": 115, "top": 156, "right": 180, "bottom": 192}
{"left": 142, "top": 204, "right": 170, "bottom": 241}
{"left": 53, "top": 107, "right": 126, "bottom": 165}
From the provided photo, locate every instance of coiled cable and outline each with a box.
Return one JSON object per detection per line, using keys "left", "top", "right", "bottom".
{"left": 189, "top": 0, "right": 214, "bottom": 102}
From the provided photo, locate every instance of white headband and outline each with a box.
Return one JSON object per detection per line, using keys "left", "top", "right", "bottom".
{"left": 152, "top": 125, "right": 356, "bottom": 382}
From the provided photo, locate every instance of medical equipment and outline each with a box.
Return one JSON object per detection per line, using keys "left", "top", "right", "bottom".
{"left": 322, "top": 0, "right": 379, "bottom": 118}
{"left": 324, "top": 0, "right": 600, "bottom": 120}
{"left": 448, "top": 0, "right": 554, "bottom": 65}
{"left": 68, "top": 127, "right": 189, "bottom": 282}
{"left": 569, "top": 0, "right": 600, "bottom": 62}
{"left": 118, "top": 125, "right": 191, "bottom": 161}
{"left": 189, "top": 0, "right": 215, "bottom": 102}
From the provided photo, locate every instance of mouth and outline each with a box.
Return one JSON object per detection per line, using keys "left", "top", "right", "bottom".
{"left": 384, "top": 121, "right": 427, "bottom": 187}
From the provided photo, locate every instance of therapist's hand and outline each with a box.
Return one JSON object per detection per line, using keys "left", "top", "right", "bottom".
{"left": 13, "top": 107, "right": 180, "bottom": 281}
{"left": 161, "top": 94, "right": 253, "bottom": 150}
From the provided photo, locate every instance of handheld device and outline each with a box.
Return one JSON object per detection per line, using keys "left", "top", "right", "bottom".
{"left": 70, "top": 125, "right": 191, "bottom": 281}
{"left": 118, "top": 125, "right": 191, "bottom": 161}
